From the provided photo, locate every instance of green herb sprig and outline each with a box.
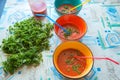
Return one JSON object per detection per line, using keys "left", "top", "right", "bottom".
{"left": 1, "top": 17, "right": 53, "bottom": 74}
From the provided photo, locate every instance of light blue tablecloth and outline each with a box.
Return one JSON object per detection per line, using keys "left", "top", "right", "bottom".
{"left": 0, "top": 0, "right": 120, "bottom": 80}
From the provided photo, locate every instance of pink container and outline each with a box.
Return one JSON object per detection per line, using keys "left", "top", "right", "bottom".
{"left": 28, "top": 0, "right": 47, "bottom": 20}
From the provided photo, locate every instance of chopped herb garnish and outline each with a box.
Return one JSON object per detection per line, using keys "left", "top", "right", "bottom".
{"left": 70, "top": 53, "right": 74, "bottom": 57}
{"left": 1, "top": 17, "right": 53, "bottom": 74}
{"left": 65, "top": 57, "right": 75, "bottom": 65}
{"left": 72, "top": 64, "right": 81, "bottom": 74}
{"left": 63, "top": 28, "right": 72, "bottom": 38}
{"left": 65, "top": 59, "right": 71, "bottom": 64}
{"left": 64, "top": 6, "right": 69, "bottom": 9}
{"left": 61, "top": 10, "right": 68, "bottom": 14}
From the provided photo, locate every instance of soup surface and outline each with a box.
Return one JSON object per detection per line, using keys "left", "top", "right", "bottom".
{"left": 57, "top": 4, "right": 77, "bottom": 14}
{"left": 57, "top": 49, "right": 86, "bottom": 76}
{"left": 58, "top": 23, "right": 80, "bottom": 40}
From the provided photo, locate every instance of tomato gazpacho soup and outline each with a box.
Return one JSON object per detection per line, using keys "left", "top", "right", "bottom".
{"left": 57, "top": 49, "right": 86, "bottom": 76}
{"left": 58, "top": 23, "right": 80, "bottom": 40}
{"left": 57, "top": 4, "right": 77, "bottom": 14}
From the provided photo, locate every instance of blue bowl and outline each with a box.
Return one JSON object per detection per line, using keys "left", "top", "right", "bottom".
{"left": 54, "top": 0, "right": 82, "bottom": 15}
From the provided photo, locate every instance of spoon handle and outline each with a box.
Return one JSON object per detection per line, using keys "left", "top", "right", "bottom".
{"left": 46, "top": 15, "right": 68, "bottom": 34}
{"left": 35, "top": 14, "right": 69, "bottom": 34}
{"left": 69, "top": 0, "right": 91, "bottom": 12}
{"left": 74, "top": 56, "right": 119, "bottom": 65}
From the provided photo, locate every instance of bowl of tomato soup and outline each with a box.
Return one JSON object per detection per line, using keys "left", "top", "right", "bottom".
{"left": 54, "top": 0, "right": 82, "bottom": 15}
{"left": 53, "top": 41, "right": 93, "bottom": 79}
{"left": 54, "top": 14, "right": 87, "bottom": 41}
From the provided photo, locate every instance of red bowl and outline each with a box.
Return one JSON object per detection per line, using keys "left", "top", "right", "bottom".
{"left": 54, "top": 14, "right": 87, "bottom": 41}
